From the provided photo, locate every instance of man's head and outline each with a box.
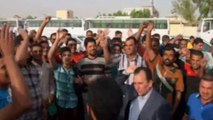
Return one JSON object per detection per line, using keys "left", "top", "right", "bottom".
{"left": 31, "top": 43, "right": 43, "bottom": 61}
{"left": 50, "top": 33, "right": 56, "bottom": 44}
{"left": 67, "top": 38, "right": 77, "bottom": 54}
{"left": 152, "top": 33, "right": 160, "bottom": 40}
{"left": 133, "top": 67, "right": 153, "bottom": 96}
{"left": 124, "top": 36, "right": 137, "bottom": 55}
{"left": 112, "top": 44, "right": 122, "bottom": 55}
{"left": 115, "top": 30, "right": 122, "bottom": 38}
{"left": 86, "top": 30, "right": 94, "bottom": 38}
{"left": 162, "top": 35, "right": 170, "bottom": 45}
{"left": 84, "top": 38, "right": 97, "bottom": 57}
{"left": 87, "top": 77, "right": 123, "bottom": 120}
{"left": 61, "top": 29, "right": 68, "bottom": 35}
{"left": 189, "top": 36, "right": 195, "bottom": 42}
{"left": 179, "top": 39, "right": 188, "bottom": 49}
{"left": 41, "top": 36, "right": 48, "bottom": 41}
{"left": 40, "top": 40, "right": 50, "bottom": 56}
{"left": 111, "top": 37, "right": 122, "bottom": 46}
{"left": 162, "top": 44, "right": 176, "bottom": 66}
{"left": 151, "top": 38, "right": 160, "bottom": 53}
{"left": 59, "top": 47, "right": 71, "bottom": 66}
{"left": 193, "top": 38, "right": 204, "bottom": 51}
{"left": 199, "top": 74, "right": 213, "bottom": 103}
{"left": 29, "top": 30, "right": 37, "bottom": 39}
{"left": 190, "top": 49, "right": 204, "bottom": 70}
{"left": 66, "top": 33, "right": 72, "bottom": 40}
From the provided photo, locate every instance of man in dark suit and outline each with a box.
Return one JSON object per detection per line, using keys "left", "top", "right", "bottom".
{"left": 126, "top": 67, "right": 172, "bottom": 120}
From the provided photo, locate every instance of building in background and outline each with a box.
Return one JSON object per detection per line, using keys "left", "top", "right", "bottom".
{"left": 56, "top": 10, "right": 73, "bottom": 19}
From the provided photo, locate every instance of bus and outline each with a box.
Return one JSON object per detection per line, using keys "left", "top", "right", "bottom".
{"left": 84, "top": 17, "right": 169, "bottom": 40}
{"left": 197, "top": 18, "right": 213, "bottom": 44}
{"left": 0, "top": 19, "right": 24, "bottom": 34}
{"left": 25, "top": 18, "right": 85, "bottom": 37}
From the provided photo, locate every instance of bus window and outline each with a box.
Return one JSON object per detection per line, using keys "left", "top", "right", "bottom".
{"left": 203, "top": 21, "right": 210, "bottom": 32}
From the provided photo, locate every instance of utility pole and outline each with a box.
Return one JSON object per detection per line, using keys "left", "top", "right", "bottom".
{"left": 151, "top": 0, "right": 154, "bottom": 15}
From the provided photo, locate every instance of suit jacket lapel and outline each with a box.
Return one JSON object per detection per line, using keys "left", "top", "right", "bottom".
{"left": 137, "top": 89, "right": 156, "bottom": 120}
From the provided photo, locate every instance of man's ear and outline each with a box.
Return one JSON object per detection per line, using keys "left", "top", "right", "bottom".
{"left": 87, "top": 104, "right": 97, "bottom": 120}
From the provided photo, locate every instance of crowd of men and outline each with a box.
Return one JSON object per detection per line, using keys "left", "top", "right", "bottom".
{"left": 0, "top": 16, "right": 213, "bottom": 120}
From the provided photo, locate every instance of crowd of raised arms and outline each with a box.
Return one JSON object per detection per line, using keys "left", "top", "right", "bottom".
{"left": 0, "top": 16, "right": 213, "bottom": 120}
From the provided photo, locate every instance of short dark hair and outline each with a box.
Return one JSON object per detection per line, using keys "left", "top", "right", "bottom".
{"left": 88, "top": 77, "right": 123, "bottom": 120}
{"left": 193, "top": 38, "right": 204, "bottom": 45}
{"left": 180, "top": 39, "right": 188, "bottom": 43}
{"left": 190, "top": 36, "right": 195, "bottom": 39}
{"left": 153, "top": 33, "right": 160, "bottom": 40}
{"left": 162, "top": 35, "right": 170, "bottom": 41}
{"left": 125, "top": 36, "right": 137, "bottom": 45}
{"left": 190, "top": 49, "right": 204, "bottom": 58}
{"left": 62, "top": 29, "right": 68, "bottom": 33}
{"left": 86, "top": 30, "right": 93, "bottom": 34}
{"left": 112, "top": 37, "right": 122, "bottom": 44}
{"left": 84, "top": 38, "right": 96, "bottom": 47}
{"left": 30, "top": 43, "right": 42, "bottom": 50}
{"left": 201, "top": 73, "right": 213, "bottom": 82}
{"left": 66, "top": 33, "right": 72, "bottom": 38}
{"left": 41, "top": 36, "right": 48, "bottom": 41}
{"left": 115, "top": 30, "right": 122, "bottom": 35}
{"left": 59, "top": 47, "right": 71, "bottom": 54}
{"left": 66, "top": 38, "right": 77, "bottom": 46}
{"left": 50, "top": 33, "right": 56, "bottom": 39}
{"left": 40, "top": 40, "right": 49, "bottom": 45}
{"left": 163, "top": 44, "right": 176, "bottom": 55}
{"left": 151, "top": 37, "right": 160, "bottom": 45}
{"left": 134, "top": 67, "right": 152, "bottom": 82}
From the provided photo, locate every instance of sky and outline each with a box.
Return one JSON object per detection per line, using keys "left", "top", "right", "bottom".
{"left": 0, "top": 0, "right": 173, "bottom": 18}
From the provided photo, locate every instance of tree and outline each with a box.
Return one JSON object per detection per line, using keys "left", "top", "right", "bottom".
{"left": 26, "top": 15, "right": 36, "bottom": 19}
{"left": 130, "top": 9, "right": 151, "bottom": 18}
{"left": 113, "top": 10, "right": 128, "bottom": 16}
{"left": 193, "top": 0, "right": 213, "bottom": 18}
{"left": 172, "top": 0, "right": 197, "bottom": 24}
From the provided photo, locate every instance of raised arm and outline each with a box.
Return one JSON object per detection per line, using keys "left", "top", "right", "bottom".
{"left": 0, "top": 25, "right": 32, "bottom": 120}
{"left": 48, "top": 30, "right": 66, "bottom": 69}
{"left": 135, "top": 22, "right": 148, "bottom": 56}
{"left": 34, "top": 16, "right": 51, "bottom": 43}
{"left": 99, "top": 32, "right": 111, "bottom": 64}
{"left": 144, "top": 21, "right": 158, "bottom": 61}
{"left": 135, "top": 22, "right": 147, "bottom": 41}
{"left": 15, "top": 30, "right": 30, "bottom": 64}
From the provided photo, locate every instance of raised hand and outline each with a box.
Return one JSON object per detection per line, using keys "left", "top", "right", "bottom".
{"left": 127, "top": 28, "right": 133, "bottom": 37}
{"left": 127, "top": 65, "right": 137, "bottom": 74}
{"left": 99, "top": 32, "right": 108, "bottom": 48}
{"left": 0, "top": 25, "right": 15, "bottom": 57}
{"left": 43, "top": 16, "right": 51, "bottom": 24}
{"left": 56, "top": 29, "right": 66, "bottom": 41}
{"left": 19, "top": 29, "right": 29, "bottom": 41}
{"left": 146, "top": 21, "right": 154, "bottom": 32}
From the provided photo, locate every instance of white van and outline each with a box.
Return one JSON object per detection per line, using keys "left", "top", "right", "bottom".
{"left": 197, "top": 18, "right": 213, "bottom": 44}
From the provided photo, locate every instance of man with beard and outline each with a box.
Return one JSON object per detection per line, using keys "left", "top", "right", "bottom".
{"left": 153, "top": 45, "right": 184, "bottom": 115}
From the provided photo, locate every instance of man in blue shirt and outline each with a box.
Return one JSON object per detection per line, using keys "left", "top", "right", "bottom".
{"left": 186, "top": 73, "right": 213, "bottom": 120}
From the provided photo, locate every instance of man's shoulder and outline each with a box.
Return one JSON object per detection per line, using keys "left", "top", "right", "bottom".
{"left": 150, "top": 89, "right": 170, "bottom": 106}
{"left": 188, "top": 93, "right": 199, "bottom": 102}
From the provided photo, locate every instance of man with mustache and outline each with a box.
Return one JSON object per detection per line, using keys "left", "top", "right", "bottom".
{"left": 153, "top": 44, "right": 184, "bottom": 117}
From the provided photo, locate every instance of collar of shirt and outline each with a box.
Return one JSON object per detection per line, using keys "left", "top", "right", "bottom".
{"left": 195, "top": 93, "right": 213, "bottom": 105}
